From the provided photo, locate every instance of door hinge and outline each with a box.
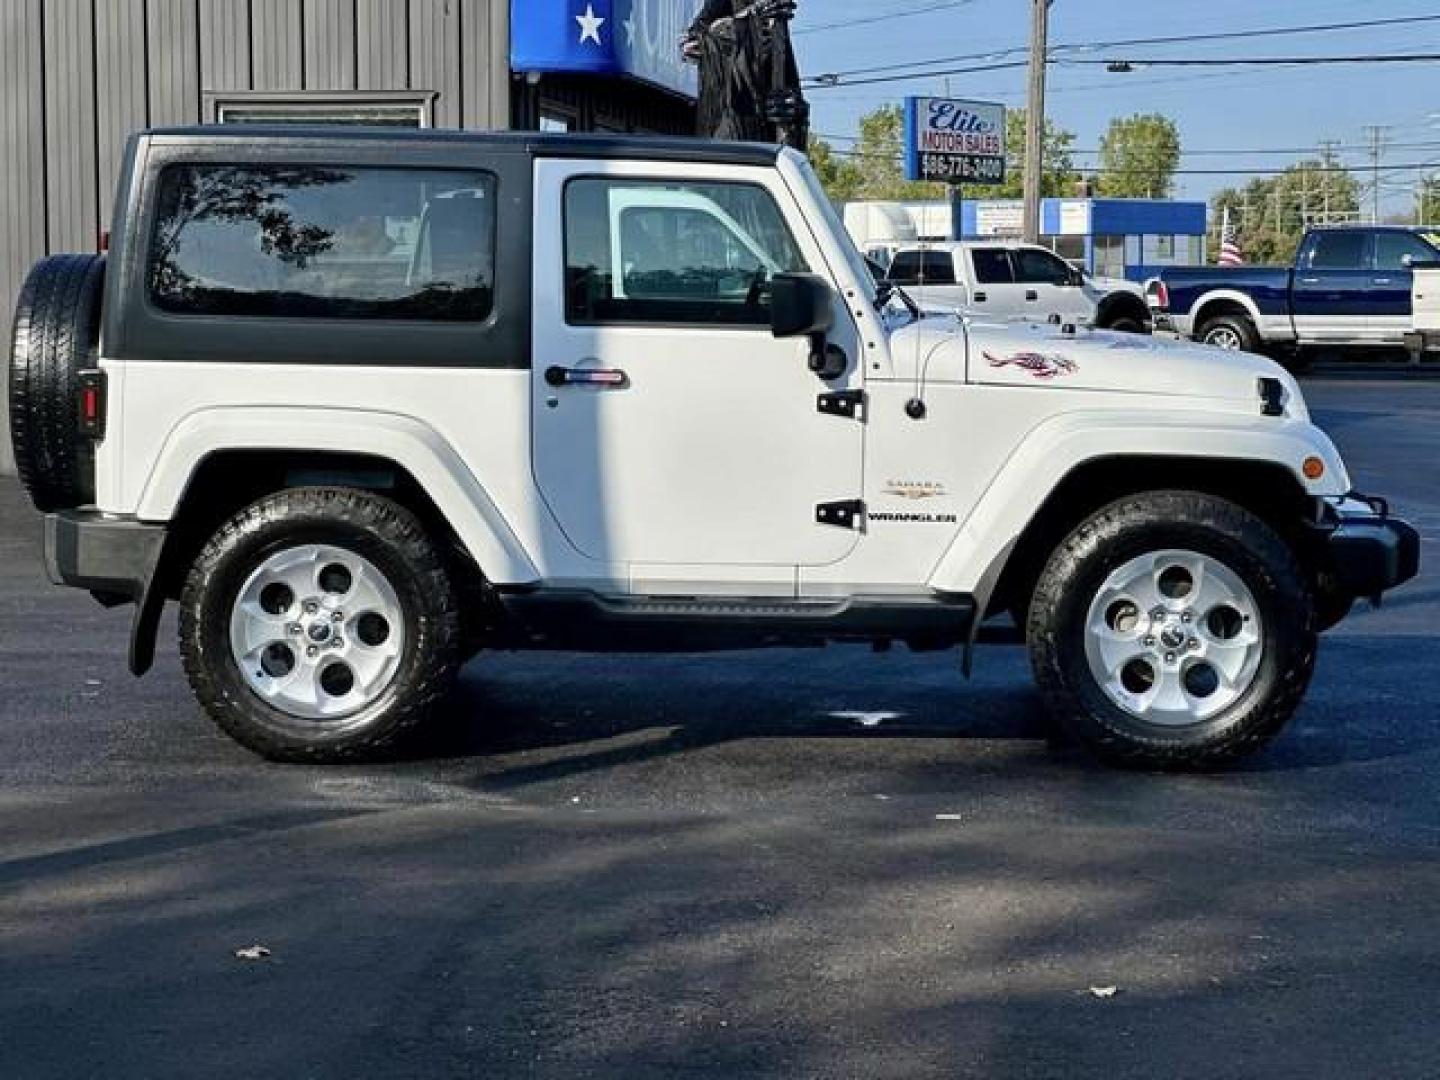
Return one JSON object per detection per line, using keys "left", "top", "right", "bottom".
{"left": 817, "top": 389, "right": 865, "bottom": 420}
{"left": 816, "top": 499, "right": 865, "bottom": 530}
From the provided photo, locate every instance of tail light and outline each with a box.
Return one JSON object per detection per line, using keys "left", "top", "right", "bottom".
{"left": 1145, "top": 280, "right": 1170, "bottom": 311}
{"left": 77, "top": 369, "right": 107, "bottom": 439}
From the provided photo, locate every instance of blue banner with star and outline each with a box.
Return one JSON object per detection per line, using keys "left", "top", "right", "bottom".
{"left": 510, "top": 0, "right": 701, "bottom": 99}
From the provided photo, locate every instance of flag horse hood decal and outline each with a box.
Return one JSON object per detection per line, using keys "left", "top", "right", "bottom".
{"left": 984, "top": 351, "right": 1079, "bottom": 379}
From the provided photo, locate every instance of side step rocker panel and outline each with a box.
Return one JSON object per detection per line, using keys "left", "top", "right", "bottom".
{"left": 496, "top": 590, "right": 978, "bottom": 653}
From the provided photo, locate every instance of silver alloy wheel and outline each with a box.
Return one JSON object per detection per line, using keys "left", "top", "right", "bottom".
{"left": 1083, "top": 549, "right": 1264, "bottom": 725}
{"left": 1204, "top": 326, "right": 1243, "bottom": 350}
{"left": 229, "top": 544, "right": 406, "bottom": 721}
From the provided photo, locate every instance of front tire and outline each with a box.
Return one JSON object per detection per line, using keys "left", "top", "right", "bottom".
{"left": 1027, "top": 491, "right": 1316, "bottom": 769}
{"left": 179, "top": 487, "right": 462, "bottom": 762}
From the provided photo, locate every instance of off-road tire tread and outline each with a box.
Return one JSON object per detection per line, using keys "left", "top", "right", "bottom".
{"left": 9, "top": 254, "right": 105, "bottom": 511}
{"left": 179, "top": 487, "right": 462, "bottom": 763}
{"left": 1027, "top": 490, "right": 1316, "bottom": 770}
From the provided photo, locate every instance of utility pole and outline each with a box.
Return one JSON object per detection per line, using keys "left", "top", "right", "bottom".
{"left": 1318, "top": 139, "right": 1341, "bottom": 225}
{"left": 1022, "top": 0, "right": 1051, "bottom": 243}
{"left": 1363, "top": 125, "right": 1389, "bottom": 223}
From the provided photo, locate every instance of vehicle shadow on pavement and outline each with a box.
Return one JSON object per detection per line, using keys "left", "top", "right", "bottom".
{"left": 396, "top": 628, "right": 1440, "bottom": 787}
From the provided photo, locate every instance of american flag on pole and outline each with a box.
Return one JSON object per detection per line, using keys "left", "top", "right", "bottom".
{"left": 1218, "top": 206, "right": 1245, "bottom": 267}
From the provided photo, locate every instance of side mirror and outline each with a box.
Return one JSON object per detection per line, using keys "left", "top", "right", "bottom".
{"left": 770, "top": 272, "right": 835, "bottom": 338}
{"left": 770, "top": 272, "right": 846, "bottom": 380}
{"left": 1401, "top": 253, "right": 1415, "bottom": 269}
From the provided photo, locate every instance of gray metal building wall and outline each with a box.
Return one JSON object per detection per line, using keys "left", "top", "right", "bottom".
{"left": 0, "top": 0, "right": 511, "bottom": 476}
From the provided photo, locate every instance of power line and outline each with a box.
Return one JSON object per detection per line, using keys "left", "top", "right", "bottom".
{"left": 810, "top": 52, "right": 1440, "bottom": 91}
{"left": 821, "top": 146, "right": 1440, "bottom": 177}
{"left": 794, "top": 0, "right": 976, "bottom": 36}
{"left": 1082, "top": 53, "right": 1440, "bottom": 69}
{"left": 806, "top": 12, "right": 1440, "bottom": 84}
{"left": 815, "top": 132, "right": 1440, "bottom": 157}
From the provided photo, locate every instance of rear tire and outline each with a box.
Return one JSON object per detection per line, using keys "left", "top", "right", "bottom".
{"left": 1104, "top": 315, "right": 1147, "bottom": 334}
{"left": 1027, "top": 491, "right": 1316, "bottom": 769}
{"left": 8, "top": 254, "right": 106, "bottom": 510}
{"left": 1196, "top": 313, "right": 1259, "bottom": 353}
{"left": 179, "top": 487, "right": 462, "bottom": 763}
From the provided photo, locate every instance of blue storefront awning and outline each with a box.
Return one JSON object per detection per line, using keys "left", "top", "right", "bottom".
{"left": 511, "top": 0, "right": 702, "bottom": 99}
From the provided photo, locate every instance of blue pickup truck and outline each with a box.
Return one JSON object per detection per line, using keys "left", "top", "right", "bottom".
{"left": 1146, "top": 225, "right": 1440, "bottom": 359}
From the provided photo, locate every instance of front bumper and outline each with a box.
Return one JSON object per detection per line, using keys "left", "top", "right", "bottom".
{"left": 1321, "top": 495, "right": 1421, "bottom": 600}
{"left": 44, "top": 511, "right": 167, "bottom": 603}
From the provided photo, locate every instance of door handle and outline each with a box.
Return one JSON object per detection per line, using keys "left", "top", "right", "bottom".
{"left": 545, "top": 365, "right": 628, "bottom": 388}
{"left": 1025, "top": 290, "right": 1039, "bottom": 301}
{"left": 973, "top": 292, "right": 987, "bottom": 302}
{"left": 1299, "top": 277, "right": 1320, "bottom": 284}
{"left": 1373, "top": 278, "right": 1393, "bottom": 285}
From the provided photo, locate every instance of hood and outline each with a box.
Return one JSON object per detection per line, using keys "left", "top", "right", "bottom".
{"left": 965, "top": 320, "right": 1304, "bottom": 412}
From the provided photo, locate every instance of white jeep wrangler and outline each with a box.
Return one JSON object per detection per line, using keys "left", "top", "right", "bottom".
{"left": 10, "top": 127, "right": 1419, "bottom": 768}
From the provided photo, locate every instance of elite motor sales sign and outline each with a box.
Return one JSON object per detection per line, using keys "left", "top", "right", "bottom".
{"left": 904, "top": 97, "right": 1007, "bottom": 185}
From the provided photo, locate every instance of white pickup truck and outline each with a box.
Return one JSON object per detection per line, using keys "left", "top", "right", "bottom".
{"left": 884, "top": 241, "right": 1153, "bottom": 332}
{"left": 1404, "top": 258, "right": 1440, "bottom": 363}
{"left": 8, "top": 126, "right": 1417, "bottom": 769}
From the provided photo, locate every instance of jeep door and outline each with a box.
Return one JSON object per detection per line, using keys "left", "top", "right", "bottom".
{"left": 530, "top": 159, "right": 865, "bottom": 572}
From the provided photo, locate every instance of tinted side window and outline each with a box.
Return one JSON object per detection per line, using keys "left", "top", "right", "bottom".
{"left": 1374, "top": 232, "right": 1438, "bottom": 270}
{"left": 1012, "top": 248, "right": 1074, "bottom": 285}
{"left": 888, "top": 251, "right": 926, "bottom": 285}
{"left": 1309, "top": 232, "right": 1368, "bottom": 270}
{"left": 890, "top": 250, "right": 956, "bottom": 285}
{"left": 970, "top": 248, "right": 1015, "bottom": 284}
{"left": 148, "top": 165, "right": 496, "bottom": 321}
{"left": 564, "top": 178, "right": 807, "bottom": 325}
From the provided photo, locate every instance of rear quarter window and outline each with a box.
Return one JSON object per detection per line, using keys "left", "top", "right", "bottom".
{"left": 147, "top": 164, "right": 496, "bottom": 321}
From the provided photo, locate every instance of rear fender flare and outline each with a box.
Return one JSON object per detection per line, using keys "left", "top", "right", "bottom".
{"left": 135, "top": 406, "right": 540, "bottom": 584}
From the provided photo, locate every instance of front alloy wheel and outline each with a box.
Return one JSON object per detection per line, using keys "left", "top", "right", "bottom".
{"left": 1027, "top": 490, "right": 1316, "bottom": 769}
{"left": 1083, "top": 550, "right": 1263, "bottom": 724}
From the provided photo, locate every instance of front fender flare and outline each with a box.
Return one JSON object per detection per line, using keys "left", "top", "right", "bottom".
{"left": 926, "top": 408, "right": 1349, "bottom": 598}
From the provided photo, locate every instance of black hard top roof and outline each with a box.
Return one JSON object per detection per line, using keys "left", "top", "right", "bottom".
{"left": 143, "top": 126, "right": 785, "bottom": 167}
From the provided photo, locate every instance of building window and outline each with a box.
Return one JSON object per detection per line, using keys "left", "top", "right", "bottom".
{"left": 148, "top": 164, "right": 496, "bottom": 322}
{"left": 1154, "top": 234, "right": 1176, "bottom": 259}
{"left": 1094, "top": 235, "right": 1126, "bottom": 278}
{"left": 564, "top": 178, "right": 808, "bottom": 326}
{"left": 206, "top": 92, "right": 436, "bottom": 128}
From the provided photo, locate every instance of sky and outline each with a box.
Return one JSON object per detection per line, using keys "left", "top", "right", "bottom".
{"left": 790, "top": 0, "right": 1440, "bottom": 215}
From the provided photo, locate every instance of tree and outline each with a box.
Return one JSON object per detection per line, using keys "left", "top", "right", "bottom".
{"left": 1208, "top": 153, "right": 1362, "bottom": 264}
{"left": 1095, "top": 113, "right": 1182, "bottom": 199}
{"left": 1419, "top": 174, "right": 1440, "bottom": 226}
{"left": 961, "top": 109, "right": 1078, "bottom": 200}
{"left": 840, "top": 105, "right": 947, "bottom": 201}
{"left": 807, "top": 137, "right": 863, "bottom": 203}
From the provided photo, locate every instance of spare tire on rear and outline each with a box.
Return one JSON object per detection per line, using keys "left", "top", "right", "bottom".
{"left": 9, "top": 254, "right": 105, "bottom": 511}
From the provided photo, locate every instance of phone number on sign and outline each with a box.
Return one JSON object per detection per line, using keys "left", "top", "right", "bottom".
{"left": 920, "top": 154, "right": 1005, "bottom": 183}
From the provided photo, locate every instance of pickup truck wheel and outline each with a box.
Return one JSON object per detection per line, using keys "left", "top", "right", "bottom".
{"left": 1196, "top": 314, "right": 1258, "bottom": 353}
{"left": 1104, "top": 315, "right": 1146, "bottom": 334}
{"left": 178, "top": 487, "right": 462, "bottom": 762}
{"left": 1027, "top": 491, "right": 1316, "bottom": 769}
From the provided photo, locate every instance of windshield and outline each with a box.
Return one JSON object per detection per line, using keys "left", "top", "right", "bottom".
{"left": 783, "top": 149, "right": 877, "bottom": 298}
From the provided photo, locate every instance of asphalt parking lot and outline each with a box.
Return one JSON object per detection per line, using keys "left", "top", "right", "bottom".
{"left": 1, "top": 377, "right": 1437, "bottom": 1079}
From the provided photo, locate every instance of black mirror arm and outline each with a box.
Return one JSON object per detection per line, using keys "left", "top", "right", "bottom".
{"left": 807, "top": 332, "right": 847, "bottom": 380}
